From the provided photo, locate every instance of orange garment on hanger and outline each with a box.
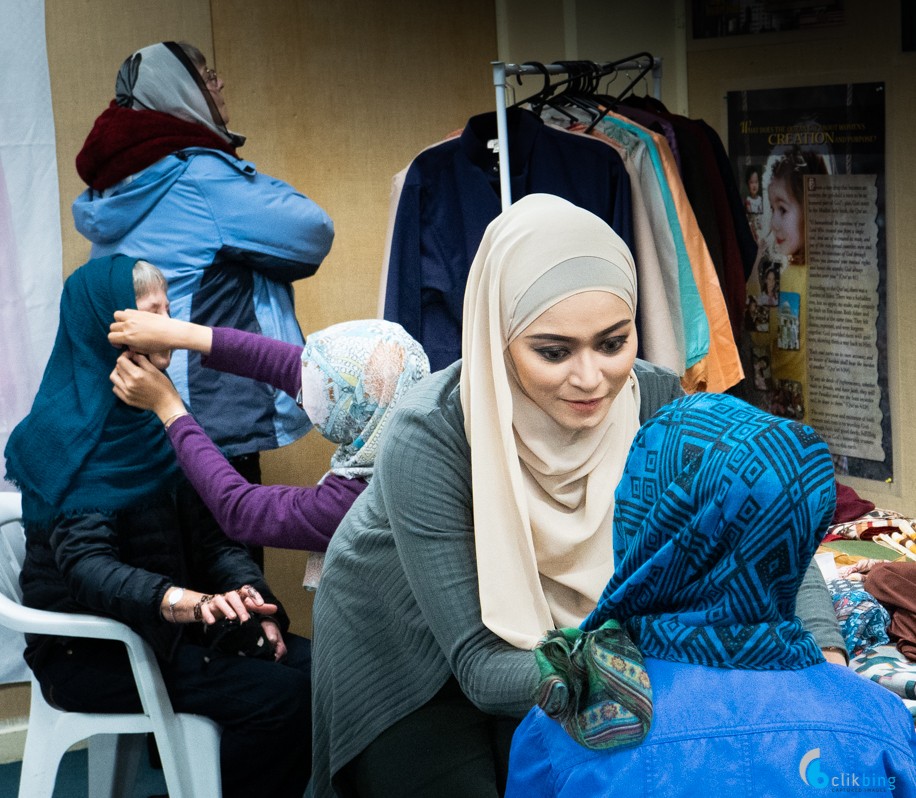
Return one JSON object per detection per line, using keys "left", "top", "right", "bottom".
{"left": 603, "top": 110, "right": 743, "bottom": 392}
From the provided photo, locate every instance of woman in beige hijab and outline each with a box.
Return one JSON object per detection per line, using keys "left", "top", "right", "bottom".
{"left": 461, "top": 193, "right": 645, "bottom": 648}
{"left": 310, "top": 194, "right": 842, "bottom": 798}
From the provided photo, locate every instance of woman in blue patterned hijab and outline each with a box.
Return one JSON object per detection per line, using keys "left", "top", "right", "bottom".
{"left": 527, "top": 394, "right": 835, "bottom": 752}
{"left": 507, "top": 396, "right": 916, "bottom": 797}
{"left": 582, "top": 391, "right": 836, "bottom": 669}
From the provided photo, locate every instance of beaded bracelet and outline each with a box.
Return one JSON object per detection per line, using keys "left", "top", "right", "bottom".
{"left": 193, "top": 593, "right": 215, "bottom": 622}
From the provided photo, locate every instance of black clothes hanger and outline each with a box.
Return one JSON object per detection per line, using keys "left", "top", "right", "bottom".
{"left": 511, "top": 61, "right": 558, "bottom": 116}
{"left": 608, "top": 52, "right": 655, "bottom": 103}
{"left": 511, "top": 60, "right": 591, "bottom": 112}
{"left": 582, "top": 52, "right": 655, "bottom": 134}
{"left": 507, "top": 53, "right": 656, "bottom": 133}
{"left": 550, "top": 61, "right": 607, "bottom": 128}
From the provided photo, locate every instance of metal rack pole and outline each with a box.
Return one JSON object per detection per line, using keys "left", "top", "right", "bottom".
{"left": 491, "top": 61, "right": 512, "bottom": 211}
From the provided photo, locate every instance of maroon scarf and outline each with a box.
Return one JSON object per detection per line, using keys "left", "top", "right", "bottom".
{"left": 76, "top": 101, "right": 238, "bottom": 190}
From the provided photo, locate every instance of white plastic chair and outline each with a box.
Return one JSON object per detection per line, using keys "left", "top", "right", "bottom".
{"left": 0, "top": 491, "right": 222, "bottom": 798}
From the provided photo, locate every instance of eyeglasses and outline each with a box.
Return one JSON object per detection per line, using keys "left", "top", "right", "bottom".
{"left": 203, "top": 67, "right": 219, "bottom": 86}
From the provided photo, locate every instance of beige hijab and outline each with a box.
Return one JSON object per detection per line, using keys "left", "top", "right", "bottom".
{"left": 460, "top": 194, "right": 640, "bottom": 649}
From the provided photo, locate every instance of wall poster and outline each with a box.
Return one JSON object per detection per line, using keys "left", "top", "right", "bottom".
{"left": 727, "top": 82, "right": 890, "bottom": 481}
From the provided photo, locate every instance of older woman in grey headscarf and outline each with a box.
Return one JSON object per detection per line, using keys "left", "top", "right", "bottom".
{"left": 72, "top": 40, "right": 334, "bottom": 493}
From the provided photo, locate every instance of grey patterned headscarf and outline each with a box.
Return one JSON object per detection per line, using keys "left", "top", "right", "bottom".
{"left": 115, "top": 41, "right": 245, "bottom": 147}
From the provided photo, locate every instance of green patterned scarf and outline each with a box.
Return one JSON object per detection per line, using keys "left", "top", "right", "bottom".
{"left": 534, "top": 618, "right": 652, "bottom": 750}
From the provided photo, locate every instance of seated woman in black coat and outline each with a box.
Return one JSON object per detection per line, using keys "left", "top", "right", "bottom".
{"left": 4, "top": 254, "right": 312, "bottom": 798}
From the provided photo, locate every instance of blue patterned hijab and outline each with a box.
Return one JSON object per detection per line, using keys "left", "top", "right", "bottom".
{"left": 5, "top": 255, "right": 180, "bottom": 525}
{"left": 582, "top": 393, "right": 835, "bottom": 670}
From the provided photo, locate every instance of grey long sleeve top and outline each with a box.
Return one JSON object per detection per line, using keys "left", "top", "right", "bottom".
{"left": 310, "top": 359, "right": 842, "bottom": 797}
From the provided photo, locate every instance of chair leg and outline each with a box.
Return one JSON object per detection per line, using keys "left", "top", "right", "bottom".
{"left": 88, "top": 733, "right": 144, "bottom": 798}
{"left": 18, "top": 692, "right": 71, "bottom": 798}
{"left": 157, "top": 714, "right": 222, "bottom": 798}
{"left": 19, "top": 731, "right": 68, "bottom": 798}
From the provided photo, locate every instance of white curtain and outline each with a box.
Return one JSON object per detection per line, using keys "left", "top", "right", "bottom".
{"left": 0, "top": 0, "right": 62, "bottom": 684}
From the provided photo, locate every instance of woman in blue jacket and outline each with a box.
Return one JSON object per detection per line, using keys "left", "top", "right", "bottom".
{"left": 72, "top": 41, "right": 334, "bottom": 468}
{"left": 506, "top": 394, "right": 916, "bottom": 797}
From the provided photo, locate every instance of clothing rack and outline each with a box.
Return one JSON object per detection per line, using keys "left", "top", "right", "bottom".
{"left": 491, "top": 55, "right": 663, "bottom": 210}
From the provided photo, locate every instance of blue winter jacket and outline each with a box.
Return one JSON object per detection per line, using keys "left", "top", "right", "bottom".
{"left": 506, "top": 659, "right": 916, "bottom": 797}
{"left": 73, "top": 148, "right": 334, "bottom": 457}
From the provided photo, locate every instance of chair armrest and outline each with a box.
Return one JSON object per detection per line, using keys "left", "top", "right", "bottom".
{"left": 0, "top": 592, "right": 180, "bottom": 726}
{"left": 0, "top": 593, "right": 145, "bottom": 644}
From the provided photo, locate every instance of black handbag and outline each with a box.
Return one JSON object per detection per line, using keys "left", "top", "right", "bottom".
{"left": 201, "top": 615, "right": 274, "bottom": 661}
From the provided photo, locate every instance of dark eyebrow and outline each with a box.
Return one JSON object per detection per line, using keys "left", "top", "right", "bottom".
{"left": 524, "top": 319, "right": 631, "bottom": 342}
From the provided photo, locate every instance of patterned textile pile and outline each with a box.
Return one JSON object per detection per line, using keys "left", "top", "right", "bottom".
{"left": 827, "top": 508, "right": 916, "bottom": 544}
{"left": 851, "top": 645, "right": 916, "bottom": 718}
{"left": 827, "top": 577, "right": 890, "bottom": 658}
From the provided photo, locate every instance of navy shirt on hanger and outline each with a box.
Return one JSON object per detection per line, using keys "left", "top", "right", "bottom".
{"left": 383, "top": 108, "right": 634, "bottom": 372}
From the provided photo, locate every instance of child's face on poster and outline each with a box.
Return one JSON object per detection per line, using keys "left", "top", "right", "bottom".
{"left": 748, "top": 171, "right": 760, "bottom": 197}
{"left": 768, "top": 176, "right": 804, "bottom": 259}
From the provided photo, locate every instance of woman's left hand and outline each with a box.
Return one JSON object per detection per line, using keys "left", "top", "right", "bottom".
{"left": 197, "top": 585, "right": 278, "bottom": 625}
{"left": 260, "top": 617, "right": 287, "bottom": 662}
{"left": 163, "top": 585, "right": 279, "bottom": 625}
{"left": 110, "top": 351, "right": 186, "bottom": 421}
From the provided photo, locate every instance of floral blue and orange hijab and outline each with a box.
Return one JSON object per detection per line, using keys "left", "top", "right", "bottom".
{"left": 298, "top": 319, "right": 430, "bottom": 481}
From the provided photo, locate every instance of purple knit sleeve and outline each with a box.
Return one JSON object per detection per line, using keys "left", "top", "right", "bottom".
{"left": 166, "top": 414, "right": 367, "bottom": 550}
{"left": 202, "top": 327, "right": 303, "bottom": 398}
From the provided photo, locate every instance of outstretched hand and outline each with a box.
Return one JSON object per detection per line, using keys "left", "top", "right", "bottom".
{"left": 110, "top": 309, "right": 184, "bottom": 352}
{"left": 110, "top": 351, "right": 185, "bottom": 420}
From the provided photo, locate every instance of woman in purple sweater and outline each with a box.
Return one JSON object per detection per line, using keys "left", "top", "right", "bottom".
{"left": 108, "top": 313, "right": 429, "bottom": 553}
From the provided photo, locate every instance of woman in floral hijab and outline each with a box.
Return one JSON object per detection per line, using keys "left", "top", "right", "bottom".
{"left": 109, "top": 312, "right": 429, "bottom": 554}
